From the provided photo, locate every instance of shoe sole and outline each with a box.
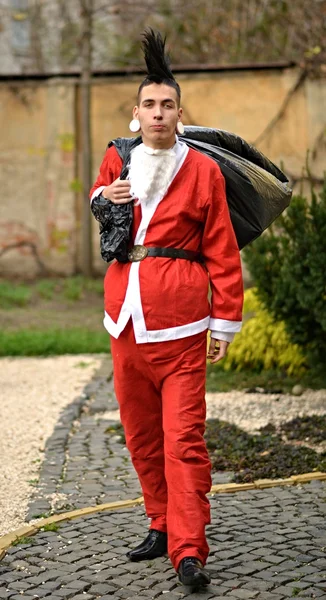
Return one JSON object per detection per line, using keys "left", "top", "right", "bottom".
{"left": 179, "top": 572, "right": 211, "bottom": 588}
{"left": 127, "top": 550, "right": 167, "bottom": 562}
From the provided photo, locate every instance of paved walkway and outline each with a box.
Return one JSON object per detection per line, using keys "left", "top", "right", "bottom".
{"left": 0, "top": 359, "right": 325, "bottom": 599}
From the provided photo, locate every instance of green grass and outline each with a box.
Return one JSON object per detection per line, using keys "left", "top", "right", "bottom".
{"left": 0, "top": 329, "right": 110, "bottom": 356}
{"left": 36, "top": 279, "right": 58, "bottom": 300}
{"left": 31, "top": 512, "right": 51, "bottom": 519}
{"left": 62, "top": 276, "right": 84, "bottom": 301}
{"left": 0, "top": 276, "right": 104, "bottom": 308}
{"left": 74, "top": 360, "right": 95, "bottom": 368}
{"left": 105, "top": 423, "right": 126, "bottom": 444}
{"left": 0, "top": 281, "right": 32, "bottom": 308}
{"left": 62, "top": 275, "right": 103, "bottom": 301}
{"left": 28, "top": 478, "right": 39, "bottom": 486}
{"left": 0, "top": 278, "right": 325, "bottom": 393}
{"left": 206, "top": 363, "right": 326, "bottom": 392}
{"left": 42, "top": 523, "right": 60, "bottom": 532}
{"left": 84, "top": 278, "right": 104, "bottom": 295}
{"left": 12, "top": 536, "right": 36, "bottom": 546}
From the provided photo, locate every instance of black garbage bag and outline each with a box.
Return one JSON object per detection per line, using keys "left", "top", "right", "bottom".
{"left": 91, "top": 194, "right": 134, "bottom": 262}
{"left": 181, "top": 126, "right": 292, "bottom": 249}
{"left": 91, "top": 127, "right": 292, "bottom": 261}
{"left": 91, "top": 137, "right": 141, "bottom": 262}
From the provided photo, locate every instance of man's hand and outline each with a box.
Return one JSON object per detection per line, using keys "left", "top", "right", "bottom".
{"left": 207, "top": 337, "right": 229, "bottom": 364}
{"left": 102, "top": 178, "right": 133, "bottom": 204}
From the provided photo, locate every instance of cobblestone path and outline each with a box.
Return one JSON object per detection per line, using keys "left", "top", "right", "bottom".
{"left": 1, "top": 359, "right": 325, "bottom": 599}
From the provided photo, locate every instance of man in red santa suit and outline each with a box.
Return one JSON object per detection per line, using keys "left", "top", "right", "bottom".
{"left": 90, "top": 30, "right": 243, "bottom": 589}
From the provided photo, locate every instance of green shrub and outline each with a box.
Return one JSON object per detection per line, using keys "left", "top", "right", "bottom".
{"left": 223, "top": 288, "right": 306, "bottom": 375}
{"left": 242, "top": 178, "right": 326, "bottom": 369}
{"left": 205, "top": 417, "right": 326, "bottom": 483}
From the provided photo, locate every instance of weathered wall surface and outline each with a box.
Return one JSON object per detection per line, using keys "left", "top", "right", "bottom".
{"left": 0, "top": 81, "right": 76, "bottom": 277}
{"left": 0, "top": 67, "right": 325, "bottom": 277}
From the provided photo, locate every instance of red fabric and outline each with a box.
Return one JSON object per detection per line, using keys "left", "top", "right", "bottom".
{"left": 110, "top": 320, "right": 212, "bottom": 571}
{"left": 90, "top": 146, "right": 123, "bottom": 198}
{"left": 90, "top": 145, "right": 243, "bottom": 330}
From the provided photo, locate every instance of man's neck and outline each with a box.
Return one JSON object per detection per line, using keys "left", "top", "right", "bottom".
{"left": 142, "top": 136, "right": 177, "bottom": 150}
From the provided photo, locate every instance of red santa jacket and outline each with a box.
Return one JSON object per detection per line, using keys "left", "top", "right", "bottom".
{"left": 90, "top": 142, "right": 243, "bottom": 344}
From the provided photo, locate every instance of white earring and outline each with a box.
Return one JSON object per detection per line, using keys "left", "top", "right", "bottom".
{"left": 129, "top": 118, "right": 141, "bottom": 133}
{"left": 176, "top": 121, "right": 185, "bottom": 135}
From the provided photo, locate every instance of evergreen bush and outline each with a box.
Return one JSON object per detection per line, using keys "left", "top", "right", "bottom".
{"left": 242, "top": 178, "right": 326, "bottom": 370}
{"left": 223, "top": 289, "right": 306, "bottom": 375}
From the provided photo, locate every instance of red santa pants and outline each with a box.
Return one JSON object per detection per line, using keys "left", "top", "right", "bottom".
{"left": 110, "top": 319, "right": 212, "bottom": 571}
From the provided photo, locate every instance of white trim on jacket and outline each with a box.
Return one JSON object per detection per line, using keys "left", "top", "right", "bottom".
{"left": 91, "top": 185, "right": 105, "bottom": 202}
{"left": 95, "top": 138, "right": 242, "bottom": 344}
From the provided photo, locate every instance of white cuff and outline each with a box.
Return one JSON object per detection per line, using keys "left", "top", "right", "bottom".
{"left": 210, "top": 330, "right": 235, "bottom": 343}
{"left": 90, "top": 185, "right": 105, "bottom": 203}
{"left": 209, "top": 318, "right": 242, "bottom": 333}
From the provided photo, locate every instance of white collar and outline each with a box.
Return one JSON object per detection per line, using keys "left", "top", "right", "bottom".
{"left": 141, "top": 136, "right": 178, "bottom": 156}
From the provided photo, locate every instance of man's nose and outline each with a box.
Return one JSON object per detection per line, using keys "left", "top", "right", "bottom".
{"left": 153, "top": 106, "right": 163, "bottom": 119}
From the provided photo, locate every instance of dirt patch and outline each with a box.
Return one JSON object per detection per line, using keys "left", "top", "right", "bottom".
{"left": 0, "top": 293, "right": 104, "bottom": 333}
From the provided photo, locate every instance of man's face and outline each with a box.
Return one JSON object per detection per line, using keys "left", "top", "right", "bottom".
{"left": 133, "top": 83, "right": 182, "bottom": 149}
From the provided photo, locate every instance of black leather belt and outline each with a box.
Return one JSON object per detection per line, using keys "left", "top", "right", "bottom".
{"left": 127, "top": 245, "right": 204, "bottom": 263}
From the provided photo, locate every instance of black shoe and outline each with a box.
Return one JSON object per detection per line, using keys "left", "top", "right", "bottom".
{"left": 178, "top": 557, "right": 211, "bottom": 588}
{"left": 126, "top": 529, "right": 167, "bottom": 561}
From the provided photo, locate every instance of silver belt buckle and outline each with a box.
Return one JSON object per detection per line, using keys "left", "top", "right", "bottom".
{"left": 128, "top": 245, "right": 149, "bottom": 262}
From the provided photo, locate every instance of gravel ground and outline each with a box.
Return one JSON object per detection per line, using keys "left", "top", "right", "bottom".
{"left": 0, "top": 355, "right": 103, "bottom": 537}
{"left": 1, "top": 355, "right": 325, "bottom": 539}
{"left": 102, "top": 389, "right": 326, "bottom": 434}
{"left": 205, "top": 389, "right": 326, "bottom": 432}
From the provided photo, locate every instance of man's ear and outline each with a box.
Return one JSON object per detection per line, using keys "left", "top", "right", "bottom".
{"left": 133, "top": 106, "right": 139, "bottom": 119}
{"left": 178, "top": 107, "right": 183, "bottom": 119}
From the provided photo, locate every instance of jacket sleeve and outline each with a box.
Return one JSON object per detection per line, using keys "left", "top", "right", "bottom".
{"left": 201, "top": 166, "right": 243, "bottom": 341}
{"left": 89, "top": 146, "right": 122, "bottom": 202}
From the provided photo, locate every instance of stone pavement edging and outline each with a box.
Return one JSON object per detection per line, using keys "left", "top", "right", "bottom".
{"left": 1, "top": 472, "right": 325, "bottom": 562}
{"left": 0, "top": 498, "right": 143, "bottom": 562}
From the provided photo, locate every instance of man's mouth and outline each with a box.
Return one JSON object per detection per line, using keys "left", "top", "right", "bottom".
{"left": 151, "top": 125, "right": 165, "bottom": 130}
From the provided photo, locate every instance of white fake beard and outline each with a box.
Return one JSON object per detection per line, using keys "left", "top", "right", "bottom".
{"left": 128, "top": 144, "right": 177, "bottom": 205}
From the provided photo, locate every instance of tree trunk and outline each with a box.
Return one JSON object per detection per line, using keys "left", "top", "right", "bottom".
{"left": 79, "top": 0, "right": 93, "bottom": 276}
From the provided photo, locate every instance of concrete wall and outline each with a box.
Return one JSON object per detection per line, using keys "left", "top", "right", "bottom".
{"left": 0, "top": 80, "right": 76, "bottom": 277}
{"left": 0, "top": 67, "right": 325, "bottom": 277}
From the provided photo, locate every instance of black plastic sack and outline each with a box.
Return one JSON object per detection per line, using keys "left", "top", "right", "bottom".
{"left": 91, "top": 127, "right": 292, "bottom": 261}
{"left": 91, "top": 137, "right": 141, "bottom": 262}
{"left": 181, "top": 127, "right": 292, "bottom": 249}
{"left": 91, "top": 193, "right": 133, "bottom": 262}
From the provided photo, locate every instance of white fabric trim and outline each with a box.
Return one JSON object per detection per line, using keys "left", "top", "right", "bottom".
{"left": 209, "top": 318, "right": 242, "bottom": 333}
{"left": 104, "top": 311, "right": 209, "bottom": 343}
{"left": 144, "top": 317, "right": 210, "bottom": 344}
{"left": 90, "top": 185, "right": 105, "bottom": 202}
{"left": 104, "top": 310, "right": 131, "bottom": 339}
{"left": 104, "top": 139, "right": 190, "bottom": 344}
{"left": 210, "top": 330, "right": 235, "bottom": 343}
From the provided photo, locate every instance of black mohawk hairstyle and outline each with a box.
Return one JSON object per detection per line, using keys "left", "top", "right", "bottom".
{"left": 137, "top": 28, "right": 181, "bottom": 102}
{"left": 141, "top": 28, "right": 175, "bottom": 83}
